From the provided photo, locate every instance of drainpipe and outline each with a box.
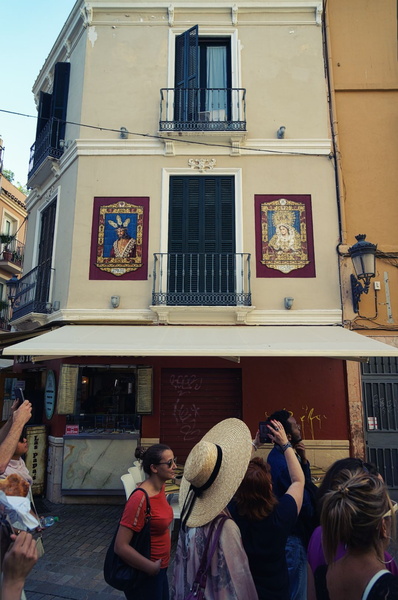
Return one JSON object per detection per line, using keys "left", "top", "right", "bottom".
{"left": 322, "top": 1, "right": 348, "bottom": 247}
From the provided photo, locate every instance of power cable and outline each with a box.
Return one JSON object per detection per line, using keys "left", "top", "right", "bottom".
{"left": 0, "top": 108, "right": 331, "bottom": 158}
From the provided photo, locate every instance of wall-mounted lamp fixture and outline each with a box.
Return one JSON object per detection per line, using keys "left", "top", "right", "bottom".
{"left": 348, "top": 234, "right": 377, "bottom": 313}
{"left": 277, "top": 126, "right": 286, "bottom": 139}
{"left": 111, "top": 295, "right": 120, "bottom": 309}
{"left": 120, "top": 127, "right": 128, "bottom": 139}
{"left": 284, "top": 297, "right": 294, "bottom": 310}
{"left": 59, "top": 139, "right": 71, "bottom": 149}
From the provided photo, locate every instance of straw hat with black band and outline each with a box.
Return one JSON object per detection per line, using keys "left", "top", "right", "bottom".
{"left": 179, "top": 418, "right": 252, "bottom": 529}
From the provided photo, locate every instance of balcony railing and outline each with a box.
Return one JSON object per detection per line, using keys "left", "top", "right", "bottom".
{"left": 159, "top": 88, "right": 246, "bottom": 132}
{"left": 28, "top": 118, "right": 65, "bottom": 180}
{"left": 11, "top": 258, "right": 52, "bottom": 320}
{"left": 152, "top": 253, "right": 251, "bottom": 306}
{"left": 0, "top": 238, "right": 24, "bottom": 268}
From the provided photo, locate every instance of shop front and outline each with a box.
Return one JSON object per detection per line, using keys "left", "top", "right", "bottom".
{"left": 5, "top": 324, "right": 398, "bottom": 504}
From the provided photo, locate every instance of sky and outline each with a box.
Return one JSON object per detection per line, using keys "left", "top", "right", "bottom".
{"left": 0, "top": 1, "right": 77, "bottom": 187}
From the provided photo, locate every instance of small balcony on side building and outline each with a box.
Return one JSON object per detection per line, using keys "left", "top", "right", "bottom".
{"left": 10, "top": 258, "right": 52, "bottom": 321}
{"left": 28, "top": 118, "right": 65, "bottom": 185}
{"left": 0, "top": 238, "right": 25, "bottom": 275}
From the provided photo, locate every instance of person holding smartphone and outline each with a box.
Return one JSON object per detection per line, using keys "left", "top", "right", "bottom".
{"left": 266, "top": 410, "right": 318, "bottom": 600}
{"left": 0, "top": 427, "right": 32, "bottom": 486}
{"left": 0, "top": 395, "right": 32, "bottom": 475}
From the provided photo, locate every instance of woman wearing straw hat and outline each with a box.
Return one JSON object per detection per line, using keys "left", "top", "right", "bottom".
{"left": 229, "top": 419, "right": 304, "bottom": 600}
{"left": 114, "top": 444, "right": 175, "bottom": 600}
{"left": 171, "top": 418, "right": 258, "bottom": 600}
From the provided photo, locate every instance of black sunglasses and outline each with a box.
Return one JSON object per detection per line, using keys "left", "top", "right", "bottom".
{"left": 157, "top": 457, "right": 177, "bottom": 468}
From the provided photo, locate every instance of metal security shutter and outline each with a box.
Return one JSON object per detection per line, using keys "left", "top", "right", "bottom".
{"left": 160, "top": 368, "right": 242, "bottom": 462}
{"left": 362, "top": 357, "right": 398, "bottom": 499}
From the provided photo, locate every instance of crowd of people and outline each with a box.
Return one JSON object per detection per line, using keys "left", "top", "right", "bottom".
{"left": 0, "top": 397, "right": 39, "bottom": 600}
{"left": 112, "top": 409, "right": 397, "bottom": 600}
{"left": 0, "top": 400, "right": 397, "bottom": 600}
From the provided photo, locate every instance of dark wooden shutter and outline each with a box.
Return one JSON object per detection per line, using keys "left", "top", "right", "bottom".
{"left": 35, "top": 92, "right": 52, "bottom": 138}
{"left": 35, "top": 200, "right": 57, "bottom": 310}
{"left": 168, "top": 176, "right": 235, "bottom": 300}
{"left": 160, "top": 368, "right": 242, "bottom": 462}
{"left": 175, "top": 25, "right": 198, "bottom": 121}
{"left": 51, "top": 62, "right": 71, "bottom": 147}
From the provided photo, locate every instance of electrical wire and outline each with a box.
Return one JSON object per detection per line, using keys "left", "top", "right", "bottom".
{"left": 0, "top": 108, "right": 331, "bottom": 158}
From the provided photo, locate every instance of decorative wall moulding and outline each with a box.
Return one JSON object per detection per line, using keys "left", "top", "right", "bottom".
{"left": 188, "top": 158, "right": 216, "bottom": 172}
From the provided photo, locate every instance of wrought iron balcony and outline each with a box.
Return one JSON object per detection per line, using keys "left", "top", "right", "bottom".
{"left": 159, "top": 88, "right": 246, "bottom": 132}
{"left": 152, "top": 253, "right": 251, "bottom": 306}
{"left": 11, "top": 258, "right": 53, "bottom": 320}
{"left": 28, "top": 118, "right": 65, "bottom": 180}
{"left": 0, "top": 238, "right": 24, "bottom": 273}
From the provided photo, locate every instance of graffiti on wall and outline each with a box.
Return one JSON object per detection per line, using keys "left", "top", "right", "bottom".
{"left": 262, "top": 406, "right": 327, "bottom": 440}
{"left": 170, "top": 374, "right": 203, "bottom": 441}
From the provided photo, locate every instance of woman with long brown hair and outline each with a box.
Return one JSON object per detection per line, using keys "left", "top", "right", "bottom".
{"left": 229, "top": 420, "right": 304, "bottom": 599}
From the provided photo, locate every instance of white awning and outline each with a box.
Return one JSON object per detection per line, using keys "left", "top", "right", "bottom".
{"left": 3, "top": 325, "right": 398, "bottom": 360}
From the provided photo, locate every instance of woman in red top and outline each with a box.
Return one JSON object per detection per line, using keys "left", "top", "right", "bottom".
{"left": 114, "top": 444, "right": 175, "bottom": 600}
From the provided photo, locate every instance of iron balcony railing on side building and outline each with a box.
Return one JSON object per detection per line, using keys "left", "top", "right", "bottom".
{"left": 152, "top": 252, "right": 251, "bottom": 306}
{"left": 11, "top": 258, "right": 53, "bottom": 320}
{"left": 0, "top": 237, "right": 24, "bottom": 268}
{"left": 28, "top": 118, "right": 65, "bottom": 180}
{"left": 159, "top": 88, "right": 246, "bottom": 132}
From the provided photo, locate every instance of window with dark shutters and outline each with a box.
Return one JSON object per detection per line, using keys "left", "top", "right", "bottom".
{"left": 30, "top": 62, "right": 71, "bottom": 177}
{"left": 168, "top": 176, "right": 236, "bottom": 304}
{"left": 175, "top": 25, "right": 199, "bottom": 122}
{"left": 35, "top": 200, "right": 57, "bottom": 310}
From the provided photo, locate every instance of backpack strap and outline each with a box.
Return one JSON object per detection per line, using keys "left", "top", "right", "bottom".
{"left": 190, "top": 515, "right": 230, "bottom": 596}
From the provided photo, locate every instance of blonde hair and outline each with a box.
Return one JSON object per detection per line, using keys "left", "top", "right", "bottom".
{"left": 320, "top": 469, "right": 394, "bottom": 564}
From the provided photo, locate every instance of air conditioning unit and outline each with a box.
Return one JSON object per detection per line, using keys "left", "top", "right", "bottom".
{"left": 198, "top": 111, "right": 211, "bottom": 122}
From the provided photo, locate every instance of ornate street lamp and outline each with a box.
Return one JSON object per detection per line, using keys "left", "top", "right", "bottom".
{"left": 6, "top": 274, "right": 19, "bottom": 307}
{"left": 348, "top": 234, "right": 377, "bottom": 313}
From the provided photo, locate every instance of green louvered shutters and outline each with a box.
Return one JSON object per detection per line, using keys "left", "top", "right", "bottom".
{"left": 168, "top": 176, "right": 236, "bottom": 305}
{"left": 51, "top": 62, "right": 71, "bottom": 149}
{"left": 35, "top": 199, "right": 57, "bottom": 311}
{"left": 175, "top": 26, "right": 199, "bottom": 122}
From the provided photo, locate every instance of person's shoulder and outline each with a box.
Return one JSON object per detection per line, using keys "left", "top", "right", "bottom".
{"left": 368, "top": 572, "right": 398, "bottom": 599}
{"left": 126, "top": 487, "right": 148, "bottom": 507}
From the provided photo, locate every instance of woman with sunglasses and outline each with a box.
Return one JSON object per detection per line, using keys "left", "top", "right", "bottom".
{"left": 114, "top": 444, "right": 175, "bottom": 600}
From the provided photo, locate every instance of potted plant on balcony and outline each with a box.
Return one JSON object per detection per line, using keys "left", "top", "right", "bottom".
{"left": 0, "top": 234, "right": 14, "bottom": 261}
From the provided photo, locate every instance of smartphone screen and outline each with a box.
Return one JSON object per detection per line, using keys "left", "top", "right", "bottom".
{"left": 14, "top": 387, "right": 25, "bottom": 407}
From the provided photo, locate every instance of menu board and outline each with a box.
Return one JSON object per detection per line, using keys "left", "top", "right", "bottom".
{"left": 57, "top": 364, "right": 79, "bottom": 415}
{"left": 136, "top": 367, "right": 153, "bottom": 414}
